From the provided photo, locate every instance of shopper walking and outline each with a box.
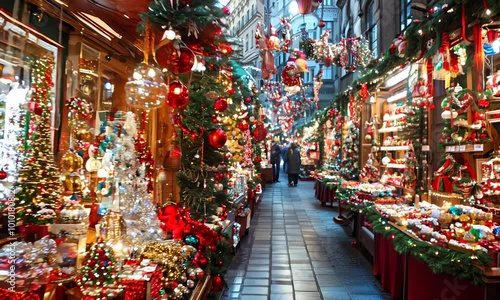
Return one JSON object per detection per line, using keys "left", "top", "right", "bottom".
{"left": 285, "top": 143, "right": 301, "bottom": 187}
{"left": 270, "top": 139, "right": 281, "bottom": 183}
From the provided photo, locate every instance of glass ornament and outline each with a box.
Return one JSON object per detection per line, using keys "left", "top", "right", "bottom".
{"left": 125, "top": 62, "right": 168, "bottom": 109}
{"left": 214, "top": 97, "right": 228, "bottom": 112}
{"left": 167, "top": 81, "right": 190, "bottom": 109}
{"left": 208, "top": 129, "right": 227, "bottom": 148}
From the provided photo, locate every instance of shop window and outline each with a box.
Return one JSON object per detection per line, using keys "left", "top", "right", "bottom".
{"left": 0, "top": 10, "right": 60, "bottom": 201}
{"left": 400, "top": 0, "right": 412, "bottom": 32}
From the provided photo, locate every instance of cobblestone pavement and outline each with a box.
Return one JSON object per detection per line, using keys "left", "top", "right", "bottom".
{"left": 221, "top": 179, "right": 391, "bottom": 300}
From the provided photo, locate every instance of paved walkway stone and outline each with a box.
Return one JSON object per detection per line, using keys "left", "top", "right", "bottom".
{"left": 222, "top": 179, "right": 391, "bottom": 300}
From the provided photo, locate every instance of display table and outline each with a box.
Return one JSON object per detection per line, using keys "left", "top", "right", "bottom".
{"left": 314, "top": 179, "right": 337, "bottom": 207}
{"left": 261, "top": 167, "right": 273, "bottom": 183}
{"left": 373, "top": 233, "right": 500, "bottom": 300}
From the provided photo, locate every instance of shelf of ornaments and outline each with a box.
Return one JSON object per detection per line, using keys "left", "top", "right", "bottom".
{"left": 376, "top": 202, "right": 500, "bottom": 256}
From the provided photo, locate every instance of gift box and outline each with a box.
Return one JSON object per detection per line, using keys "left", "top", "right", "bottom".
{"left": 119, "top": 265, "right": 162, "bottom": 300}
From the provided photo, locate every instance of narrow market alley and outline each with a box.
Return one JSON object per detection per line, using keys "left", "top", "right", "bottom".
{"left": 222, "top": 178, "right": 391, "bottom": 300}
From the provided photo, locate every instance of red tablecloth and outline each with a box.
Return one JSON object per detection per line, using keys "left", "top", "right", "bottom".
{"left": 407, "top": 255, "right": 484, "bottom": 300}
{"left": 314, "top": 180, "right": 336, "bottom": 206}
{"left": 373, "top": 234, "right": 404, "bottom": 300}
{"left": 373, "top": 234, "right": 485, "bottom": 300}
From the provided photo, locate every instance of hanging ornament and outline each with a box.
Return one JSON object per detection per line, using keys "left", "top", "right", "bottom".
{"left": 214, "top": 97, "right": 228, "bottom": 112}
{"left": 0, "top": 169, "right": 8, "bottom": 180}
{"left": 60, "top": 151, "right": 84, "bottom": 173}
{"left": 318, "top": 19, "right": 326, "bottom": 28}
{"left": 74, "top": 127, "right": 92, "bottom": 143}
{"left": 208, "top": 129, "right": 227, "bottom": 148}
{"left": 126, "top": 22, "right": 167, "bottom": 109}
{"left": 167, "top": 80, "right": 190, "bottom": 109}
{"left": 156, "top": 44, "right": 197, "bottom": 74}
{"left": 238, "top": 138, "right": 247, "bottom": 146}
{"left": 218, "top": 43, "right": 233, "bottom": 55}
{"left": 281, "top": 65, "right": 300, "bottom": 86}
{"left": 252, "top": 122, "right": 267, "bottom": 142}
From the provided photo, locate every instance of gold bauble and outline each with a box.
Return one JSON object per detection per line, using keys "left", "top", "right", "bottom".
{"left": 75, "top": 127, "right": 93, "bottom": 142}
{"left": 63, "top": 176, "right": 82, "bottom": 193}
{"left": 60, "top": 151, "right": 83, "bottom": 172}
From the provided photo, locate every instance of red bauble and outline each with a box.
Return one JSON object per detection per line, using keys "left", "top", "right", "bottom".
{"left": 318, "top": 19, "right": 326, "bottom": 28}
{"left": 198, "top": 256, "right": 208, "bottom": 267}
{"left": 281, "top": 65, "right": 300, "bottom": 86}
{"left": 212, "top": 276, "right": 223, "bottom": 291}
{"left": 0, "top": 169, "right": 8, "bottom": 180}
{"left": 214, "top": 97, "right": 228, "bottom": 112}
{"left": 167, "top": 81, "right": 190, "bottom": 109}
{"left": 217, "top": 260, "right": 224, "bottom": 266}
{"left": 252, "top": 123, "right": 267, "bottom": 142}
{"left": 238, "top": 122, "right": 249, "bottom": 131}
{"left": 254, "top": 156, "right": 262, "bottom": 163}
{"left": 210, "top": 245, "right": 217, "bottom": 252}
{"left": 244, "top": 97, "right": 252, "bottom": 104}
{"left": 219, "top": 43, "right": 233, "bottom": 55}
{"left": 156, "top": 45, "right": 196, "bottom": 74}
{"left": 208, "top": 129, "right": 227, "bottom": 148}
{"left": 211, "top": 114, "right": 219, "bottom": 124}
{"left": 389, "top": 44, "right": 396, "bottom": 55}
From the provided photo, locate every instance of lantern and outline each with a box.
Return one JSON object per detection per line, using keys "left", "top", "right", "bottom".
{"left": 125, "top": 22, "right": 167, "bottom": 109}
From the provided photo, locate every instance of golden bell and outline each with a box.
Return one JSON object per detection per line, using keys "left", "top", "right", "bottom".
{"left": 60, "top": 151, "right": 83, "bottom": 172}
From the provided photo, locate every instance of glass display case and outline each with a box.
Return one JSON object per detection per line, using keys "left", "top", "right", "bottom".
{"left": 0, "top": 10, "right": 61, "bottom": 203}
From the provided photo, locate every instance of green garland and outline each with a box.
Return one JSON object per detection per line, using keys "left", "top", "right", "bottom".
{"left": 361, "top": 205, "right": 492, "bottom": 285}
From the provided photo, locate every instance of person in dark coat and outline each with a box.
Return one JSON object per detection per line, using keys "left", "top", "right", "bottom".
{"left": 270, "top": 139, "right": 281, "bottom": 183}
{"left": 285, "top": 143, "right": 301, "bottom": 186}
{"left": 281, "top": 141, "right": 289, "bottom": 173}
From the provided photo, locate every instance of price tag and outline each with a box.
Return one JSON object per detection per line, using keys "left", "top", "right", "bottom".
{"left": 422, "top": 145, "right": 430, "bottom": 151}
{"left": 449, "top": 146, "right": 456, "bottom": 152}
{"left": 474, "top": 144, "right": 484, "bottom": 151}
{"left": 459, "top": 145, "right": 466, "bottom": 152}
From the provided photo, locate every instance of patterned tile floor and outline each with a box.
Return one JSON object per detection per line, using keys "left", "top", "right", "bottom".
{"left": 222, "top": 178, "right": 391, "bottom": 300}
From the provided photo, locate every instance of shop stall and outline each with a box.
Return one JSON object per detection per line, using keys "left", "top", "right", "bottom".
{"left": 309, "top": 1, "right": 500, "bottom": 298}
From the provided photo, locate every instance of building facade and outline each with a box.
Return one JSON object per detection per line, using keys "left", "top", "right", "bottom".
{"left": 335, "top": 0, "right": 432, "bottom": 91}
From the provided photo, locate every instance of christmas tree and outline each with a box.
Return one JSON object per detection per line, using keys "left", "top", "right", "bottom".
{"left": 144, "top": 0, "right": 262, "bottom": 219}
{"left": 14, "top": 55, "right": 62, "bottom": 225}
{"left": 78, "top": 240, "right": 122, "bottom": 298}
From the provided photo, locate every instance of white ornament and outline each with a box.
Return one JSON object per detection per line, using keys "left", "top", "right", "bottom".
{"left": 382, "top": 156, "right": 391, "bottom": 165}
